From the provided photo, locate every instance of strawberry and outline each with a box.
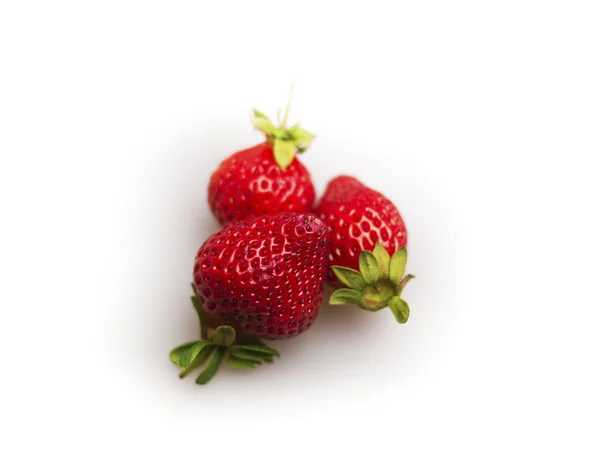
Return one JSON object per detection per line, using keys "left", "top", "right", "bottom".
{"left": 314, "top": 176, "right": 414, "bottom": 323}
{"left": 170, "top": 212, "right": 331, "bottom": 384}
{"left": 208, "top": 95, "right": 316, "bottom": 225}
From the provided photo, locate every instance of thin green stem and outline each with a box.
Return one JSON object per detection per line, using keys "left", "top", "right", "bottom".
{"left": 280, "top": 84, "right": 294, "bottom": 128}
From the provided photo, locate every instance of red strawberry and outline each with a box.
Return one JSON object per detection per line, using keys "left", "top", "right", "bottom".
{"left": 314, "top": 176, "right": 414, "bottom": 323}
{"left": 315, "top": 176, "right": 408, "bottom": 279}
{"left": 209, "top": 141, "right": 315, "bottom": 224}
{"left": 170, "top": 212, "right": 331, "bottom": 384}
{"left": 208, "top": 98, "right": 316, "bottom": 225}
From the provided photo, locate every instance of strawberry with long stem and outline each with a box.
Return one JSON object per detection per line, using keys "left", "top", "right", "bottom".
{"left": 208, "top": 88, "right": 316, "bottom": 224}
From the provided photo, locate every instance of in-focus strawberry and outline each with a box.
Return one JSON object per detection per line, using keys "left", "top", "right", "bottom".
{"left": 314, "top": 175, "right": 414, "bottom": 323}
{"left": 208, "top": 95, "right": 316, "bottom": 225}
{"left": 170, "top": 212, "right": 331, "bottom": 384}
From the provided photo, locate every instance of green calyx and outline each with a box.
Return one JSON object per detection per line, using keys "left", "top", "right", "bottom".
{"left": 169, "top": 284, "right": 280, "bottom": 385}
{"left": 330, "top": 243, "right": 415, "bottom": 324}
{"left": 252, "top": 87, "right": 315, "bottom": 170}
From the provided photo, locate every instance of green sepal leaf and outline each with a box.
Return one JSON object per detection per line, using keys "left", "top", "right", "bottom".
{"left": 389, "top": 296, "right": 410, "bottom": 324}
{"left": 226, "top": 357, "right": 257, "bottom": 369}
{"left": 234, "top": 344, "right": 280, "bottom": 358}
{"left": 179, "top": 345, "right": 214, "bottom": 378}
{"left": 287, "top": 125, "right": 315, "bottom": 149}
{"left": 261, "top": 355, "right": 274, "bottom": 363}
{"left": 190, "top": 283, "right": 201, "bottom": 312}
{"left": 273, "top": 139, "right": 296, "bottom": 170}
{"left": 252, "top": 110, "right": 274, "bottom": 134}
{"left": 173, "top": 341, "right": 214, "bottom": 368}
{"left": 190, "top": 283, "right": 208, "bottom": 340}
{"left": 195, "top": 346, "right": 227, "bottom": 385}
{"left": 179, "top": 341, "right": 213, "bottom": 368}
{"left": 359, "top": 251, "right": 380, "bottom": 284}
{"left": 251, "top": 105, "right": 314, "bottom": 163}
{"left": 329, "top": 288, "right": 363, "bottom": 306}
{"left": 229, "top": 347, "right": 265, "bottom": 364}
{"left": 242, "top": 337, "right": 281, "bottom": 356}
{"left": 260, "top": 341, "right": 280, "bottom": 357}
{"left": 271, "top": 128, "right": 286, "bottom": 140}
{"left": 253, "top": 109, "right": 269, "bottom": 120}
{"left": 372, "top": 242, "right": 390, "bottom": 279}
{"left": 331, "top": 266, "right": 367, "bottom": 291}
{"left": 213, "top": 325, "right": 236, "bottom": 347}
{"left": 170, "top": 341, "right": 209, "bottom": 367}
{"left": 253, "top": 118, "right": 274, "bottom": 134}
{"left": 399, "top": 273, "right": 415, "bottom": 292}
{"left": 170, "top": 341, "right": 198, "bottom": 366}
{"left": 389, "top": 248, "right": 408, "bottom": 284}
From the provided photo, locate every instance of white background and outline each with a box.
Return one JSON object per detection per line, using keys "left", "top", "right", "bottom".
{"left": 1, "top": 1, "right": 599, "bottom": 448}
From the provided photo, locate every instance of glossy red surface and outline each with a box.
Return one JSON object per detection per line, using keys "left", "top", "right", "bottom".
{"left": 208, "top": 142, "right": 316, "bottom": 225}
{"left": 193, "top": 213, "right": 330, "bottom": 339}
{"left": 314, "top": 176, "right": 408, "bottom": 284}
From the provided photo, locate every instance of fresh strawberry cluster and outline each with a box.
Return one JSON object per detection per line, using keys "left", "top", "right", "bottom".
{"left": 170, "top": 94, "right": 414, "bottom": 384}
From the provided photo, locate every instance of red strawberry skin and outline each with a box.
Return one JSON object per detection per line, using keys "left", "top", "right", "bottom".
{"left": 208, "top": 142, "right": 316, "bottom": 225}
{"left": 193, "top": 212, "right": 330, "bottom": 339}
{"left": 314, "top": 176, "right": 408, "bottom": 284}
